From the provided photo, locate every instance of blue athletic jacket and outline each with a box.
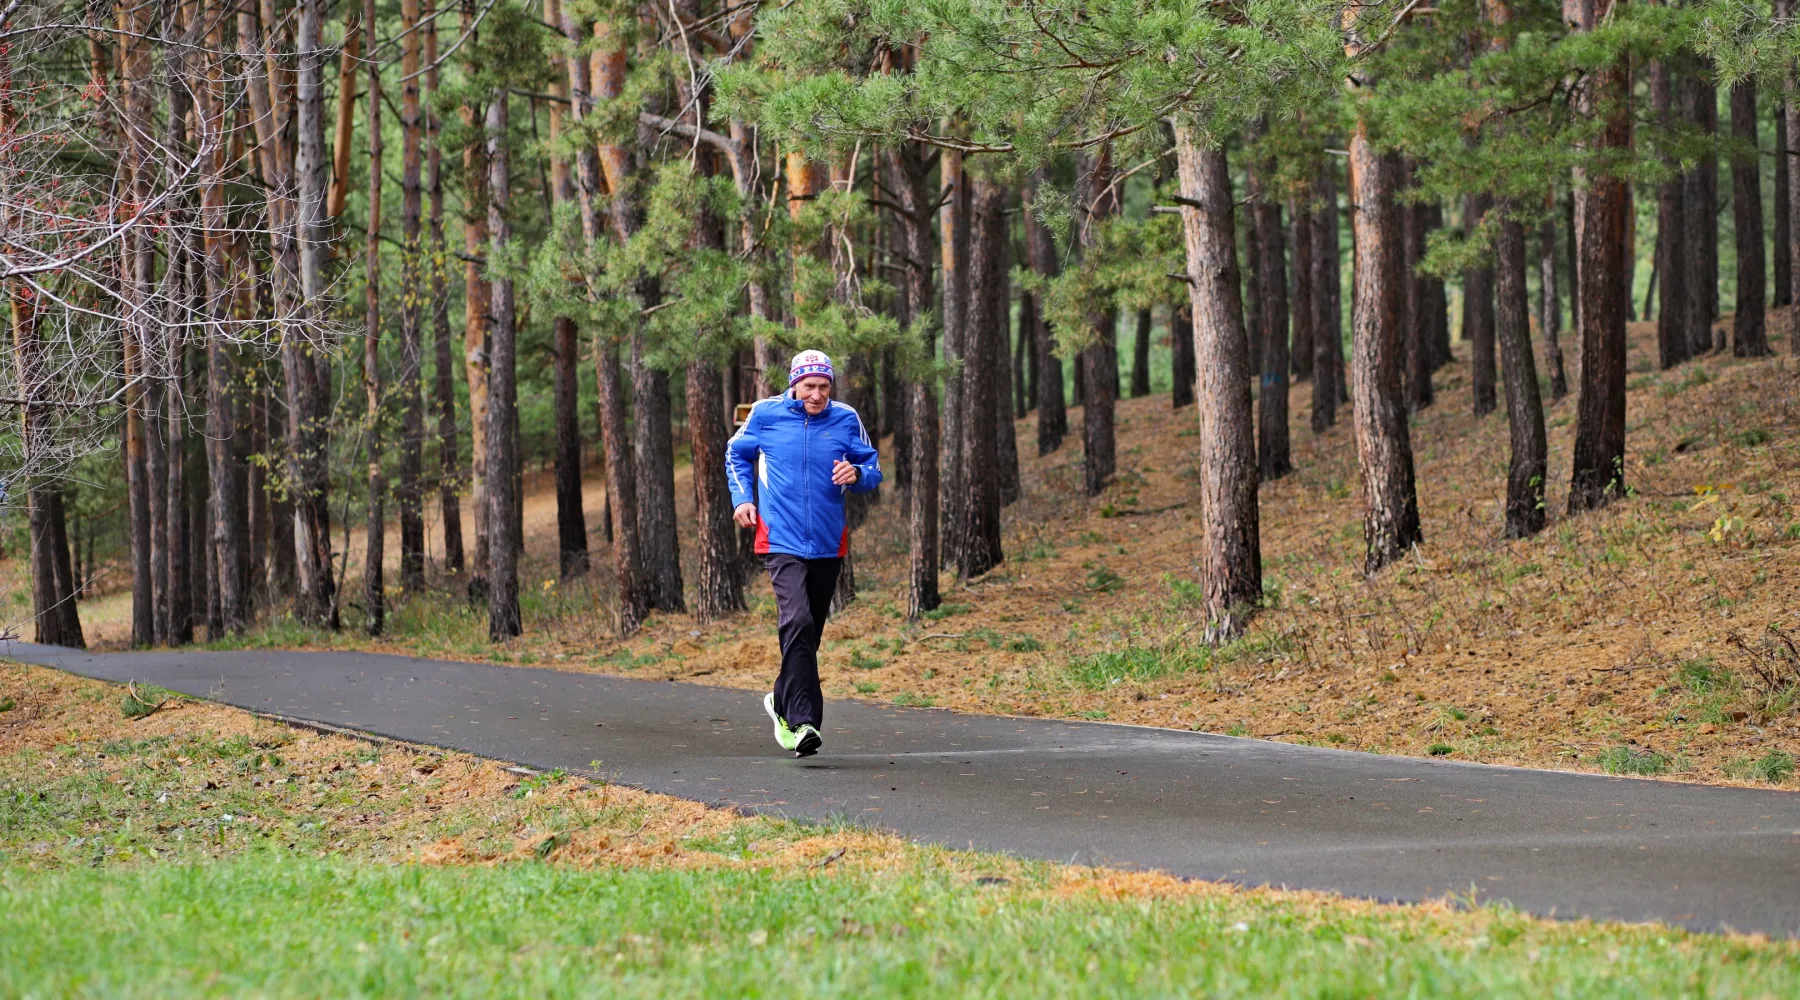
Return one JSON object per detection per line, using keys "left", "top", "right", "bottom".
{"left": 724, "top": 394, "right": 883, "bottom": 558}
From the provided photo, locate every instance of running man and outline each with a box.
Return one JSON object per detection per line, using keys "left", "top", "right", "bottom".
{"left": 725, "top": 350, "right": 883, "bottom": 757}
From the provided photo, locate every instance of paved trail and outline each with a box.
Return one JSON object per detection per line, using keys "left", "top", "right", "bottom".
{"left": 10, "top": 642, "right": 1798, "bottom": 935}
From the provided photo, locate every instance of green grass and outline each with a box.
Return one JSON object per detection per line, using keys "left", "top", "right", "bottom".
{"left": 1596, "top": 746, "right": 1672, "bottom": 777}
{"left": 4, "top": 854, "right": 1797, "bottom": 998}
{"left": 1064, "top": 645, "right": 1211, "bottom": 690}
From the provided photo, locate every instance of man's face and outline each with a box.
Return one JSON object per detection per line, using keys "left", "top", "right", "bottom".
{"left": 794, "top": 375, "right": 833, "bottom": 414}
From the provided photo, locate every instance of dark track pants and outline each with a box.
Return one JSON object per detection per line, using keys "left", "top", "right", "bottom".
{"left": 765, "top": 553, "right": 841, "bottom": 730}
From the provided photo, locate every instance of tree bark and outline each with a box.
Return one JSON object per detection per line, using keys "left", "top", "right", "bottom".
{"left": 1080, "top": 149, "right": 1118, "bottom": 496}
{"left": 1171, "top": 303, "right": 1196, "bottom": 409}
{"left": 1423, "top": 203, "right": 1452, "bottom": 370}
{"left": 484, "top": 93, "right": 521, "bottom": 640}
{"left": 1788, "top": 0, "right": 1800, "bottom": 352}
{"left": 1537, "top": 213, "right": 1569, "bottom": 399}
{"left": 1348, "top": 140, "right": 1423, "bottom": 572}
{"left": 1730, "top": 80, "right": 1770, "bottom": 357}
{"left": 1251, "top": 161, "right": 1291, "bottom": 480}
{"left": 423, "top": 3, "right": 462, "bottom": 577}
{"left": 939, "top": 149, "right": 969, "bottom": 565}
{"left": 959, "top": 176, "right": 1007, "bottom": 577}
{"left": 1682, "top": 67, "right": 1719, "bottom": 355}
{"left": 1464, "top": 195, "right": 1496, "bottom": 416}
{"left": 393, "top": 0, "right": 426, "bottom": 591}
{"left": 994, "top": 200, "right": 1020, "bottom": 507}
{"left": 1652, "top": 52, "right": 1691, "bottom": 369}
{"left": 1131, "top": 309, "right": 1152, "bottom": 397}
{"left": 1774, "top": 78, "right": 1791, "bottom": 308}
{"left": 1312, "top": 161, "right": 1341, "bottom": 429}
{"left": 460, "top": 1, "right": 491, "bottom": 595}
{"left": 290, "top": 0, "right": 337, "bottom": 628}
{"left": 13, "top": 291, "right": 86, "bottom": 648}
{"left": 1567, "top": 0, "right": 1631, "bottom": 514}
{"left": 1403, "top": 178, "right": 1435, "bottom": 412}
{"left": 1495, "top": 213, "right": 1548, "bottom": 538}
{"left": 1290, "top": 198, "right": 1315, "bottom": 389}
{"left": 1025, "top": 171, "right": 1067, "bottom": 453}
{"left": 198, "top": 23, "right": 245, "bottom": 634}
{"left": 888, "top": 141, "right": 942, "bottom": 617}
{"left": 1173, "top": 128, "right": 1261, "bottom": 640}
{"left": 362, "top": 0, "right": 385, "bottom": 637}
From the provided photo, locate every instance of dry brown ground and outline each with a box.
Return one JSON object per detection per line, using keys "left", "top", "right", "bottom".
{"left": 23, "top": 315, "right": 1800, "bottom": 788}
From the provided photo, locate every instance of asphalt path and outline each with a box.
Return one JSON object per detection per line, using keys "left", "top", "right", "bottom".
{"left": 9, "top": 641, "right": 1799, "bottom": 935}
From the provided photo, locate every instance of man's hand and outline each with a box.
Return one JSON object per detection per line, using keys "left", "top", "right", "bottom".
{"left": 831, "top": 459, "right": 860, "bottom": 486}
{"left": 733, "top": 503, "right": 758, "bottom": 528}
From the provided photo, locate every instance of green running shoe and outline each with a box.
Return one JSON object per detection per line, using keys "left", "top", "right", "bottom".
{"left": 793, "top": 724, "right": 822, "bottom": 758}
{"left": 763, "top": 693, "right": 799, "bottom": 752}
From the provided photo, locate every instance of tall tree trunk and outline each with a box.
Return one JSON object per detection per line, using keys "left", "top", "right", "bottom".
{"left": 631, "top": 342, "right": 682, "bottom": 613}
{"left": 1567, "top": 0, "right": 1632, "bottom": 514}
{"left": 1423, "top": 203, "right": 1452, "bottom": 369}
{"left": 688, "top": 359, "right": 744, "bottom": 619}
{"left": 1347, "top": 134, "right": 1423, "bottom": 569}
{"left": 1026, "top": 171, "right": 1067, "bottom": 453}
{"left": 994, "top": 201, "right": 1021, "bottom": 507}
{"left": 1171, "top": 303, "right": 1196, "bottom": 409}
{"left": 1131, "top": 309, "right": 1153, "bottom": 397}
{"left": 959, "top": 176, "right": 1006, "bottom": 577}
{"left": 199, "top": 25, "right": 245, "bottom": 633}
{"left": 1311, "top": 161, "right": 1340, "bottom": 430}
{"left": 1014, "top": 294, "right": 1031, "bottom": 418}
{"left": 1788, "top": 0, "right": 1800, "bottom": 352}
{"left": 421, "top": 0, "right": 462, "bottom": 576}
{"left": 484, "top": 92, "right": 521, "bottom": 640}
{"left": 939, "top": 149, "right": 969, "bottom": 565}
{"left": 1080, "top": 149, "right": 1118, "bottom": 496}
{"left": 1730, "top": 80, "right": 1770, "bottom": 357}
{"left": 1774, "top": 82, "right": 1792, "bottom": 309}
{"left": 1653, "top": 50, "right": 1691, "bottom": 369}
{"left": 888, "top": 140, "right": 941, "bottom": 617}
{"left": 1464, "top": 195, "right": 1496, "bottom": 416}
{"left": 362, "top": 0, "right": 386, "bottom": 637}
{"left": 119, "top": 0, "right": 153, "bottom": 647}
{"left": 1251, "top": 160, "right": 1291, "bottom": 479}
{"left": 1402, "top": 178, "right": 1434, "bottom": 412}
{"left": 1289, "top": 197, "right": 1315, "bottom": 389}
{"left": 12, "top": 290, "right": 86, "bottom": 648}
{"left": 460, "top": 0, "right": 491, "bottom": 596}
{"left": 1537, "top": 213, "right": 1569, "bottom": 399}
{"left": 1682, "top": 68, "right": 1719, "bottom": 355}
{"left": 541, "top": 0, "right": 589, "bottom": 583}
{"left": 1495, "top": 213, "right": 1548, "bottom": 538}
{"left": 1173, "top": 128, "right": 1261, "bottom": 640}
{"left": 394, "top": 0, "right": 426, "bottom": 590}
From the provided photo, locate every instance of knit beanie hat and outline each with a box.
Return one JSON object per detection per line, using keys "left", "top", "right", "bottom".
{"left": 788, "top": 349, "right": 835, "bottom": 387}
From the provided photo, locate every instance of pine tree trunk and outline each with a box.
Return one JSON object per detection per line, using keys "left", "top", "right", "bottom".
{"left": 1080, "top": 150, "right": 1118, "bottom": 496}
{"left": 1682, "top": 68, "right": 1719, "bottom": 355}
{"left": 1495, "top": 212, "right": 1548, "bottom": 538}
{"left": 1465, "top": 195, "right": 1497, "bottom": 416}
{"left": 164, "top": 273, "right": 192, "bottom": 646}
{"left": 959, "top": 176, "right": 1007, "bottom": 577}
{"left": 1403, "top": 177, "right": 1435, "bottom": 412}
{"left": 1312, "top": 160, "right": 1342, "bottom": 429}
{"left": 1774, "top": 90, "right": 1791, "bottom": 309}
{"left": 1788, "top": 0, "right": 1800, "bottom": 352}
{"left": 1251, "top": 160, "right": 1291, "bottom": 479}
{"left": 1537, "top": 214, "right": 1569, "bottom": 399}
{"left": 119, "top": 0, "right": 154, "bottom": 646}
{"left": 939, "top": 150, "right": 969, "bottom": 566}
{"left": 995, "top": 203, "right": 1021, "bottom": 507}
{"left": 1653, "top": 53, "right": 1691, "bottom": 369}
{"left": 1348, "top": 139, "right": 1423, "bottom": 572}
{"left": 484, "top": 92, "right": 521, "bottom": 640}
{"left": 13, "top": 289, "right": 86, "bottom": 648}
{"left": 888, "top": 141, "right": 941, "bottom": 617}
{"left": 1171, "top": 304, "right": 1196, "bottom": 409}
{"left": 1730, "top": 80, "right": 1770, "bottom": 357}
{"left": 422, "top": 0, "right": 462, "bottom": 577}
{"left": 1289, "top": 200, "right": 1315, "bottom": 386}
{"left": 687, "top": 359, "right": 744, "bottom": 619}
{"left": 1131, "top": 309, "right": 1152, "bottom": 397}
{"left": 632, "top": 339, "right": 683, "bottom": 611}
{"left": 362, "top": 0, "right": 386, "bottom": 637}
{"left": 1172, "top": 128, "right": 1261, "bottom": 640}
{"left": 1014, "top": 295, "right": 1031, "bottom": 418}
{"left": 289, "top": 0, "right": 336, "bottom": 628}
{"left": 1423, "top": 203, "right": 1452, "bottom": 370}
{"left": 394, "top": 0, "right": 426, "bottom": 591}
{"left": 1567, "top": 0, "right": 1632, "bottom": 514}
{"left": 1026, "top": 171, "right": 1067, "bottom": 453}
{"left": 460, "top": 2, "right": 491, "bottom": 596}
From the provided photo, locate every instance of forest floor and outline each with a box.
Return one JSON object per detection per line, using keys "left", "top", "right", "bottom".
{"left": 29, "top": 314, "right": 1800, "bottom": 789}
{"left": 6, "top": 658, "right": 1799, "bottom": 994}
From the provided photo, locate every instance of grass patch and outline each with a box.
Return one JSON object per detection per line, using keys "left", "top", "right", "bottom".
{"left": 891, "top": 691, "right": 937, "bottom": 708}
{"left": 920, "top": 602, "right": 969, "bottom": 622}
{"left": 5, "top": 856, "right": 1799, "bottom": 997}
{"left": 1596, "top": 745, "right": 1672, "bottom": 777}
{"left": 1726, "top": 750, "right": 1797, "bottom": 785}
{"left": 1065, "top": 645, "right": 1210, "bottom": 690}
{"left": 1427, "top": 743, "right": 1454, "bottom": 756}
{"left": 118, "top": 684, "right": 174, "bottom": 720}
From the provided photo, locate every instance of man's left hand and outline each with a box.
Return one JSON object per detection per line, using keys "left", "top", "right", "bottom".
{"left": 831, "top": 460, "right": 860, "bottom": 486}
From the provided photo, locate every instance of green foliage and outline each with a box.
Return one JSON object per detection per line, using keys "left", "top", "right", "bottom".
{"left": 1596, "top": 746, "right": 1672, "bottom": 777}
{"left": 1065, "top": 644, "right": 1210, "bottom": 689}
{"left": 119, "top": 685, "right": 173, "bottom": 721}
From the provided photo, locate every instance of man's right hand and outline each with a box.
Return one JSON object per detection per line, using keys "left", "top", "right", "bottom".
{"left": 733, "top": 503, "right": 758, "bottom": 528}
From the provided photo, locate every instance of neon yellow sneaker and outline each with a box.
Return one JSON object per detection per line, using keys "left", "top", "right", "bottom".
{"left": 792, "top": 724, "right": 822, "bottom": 758}
{"left": 763, "top": 693, "right": 799, "bottom": 752}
